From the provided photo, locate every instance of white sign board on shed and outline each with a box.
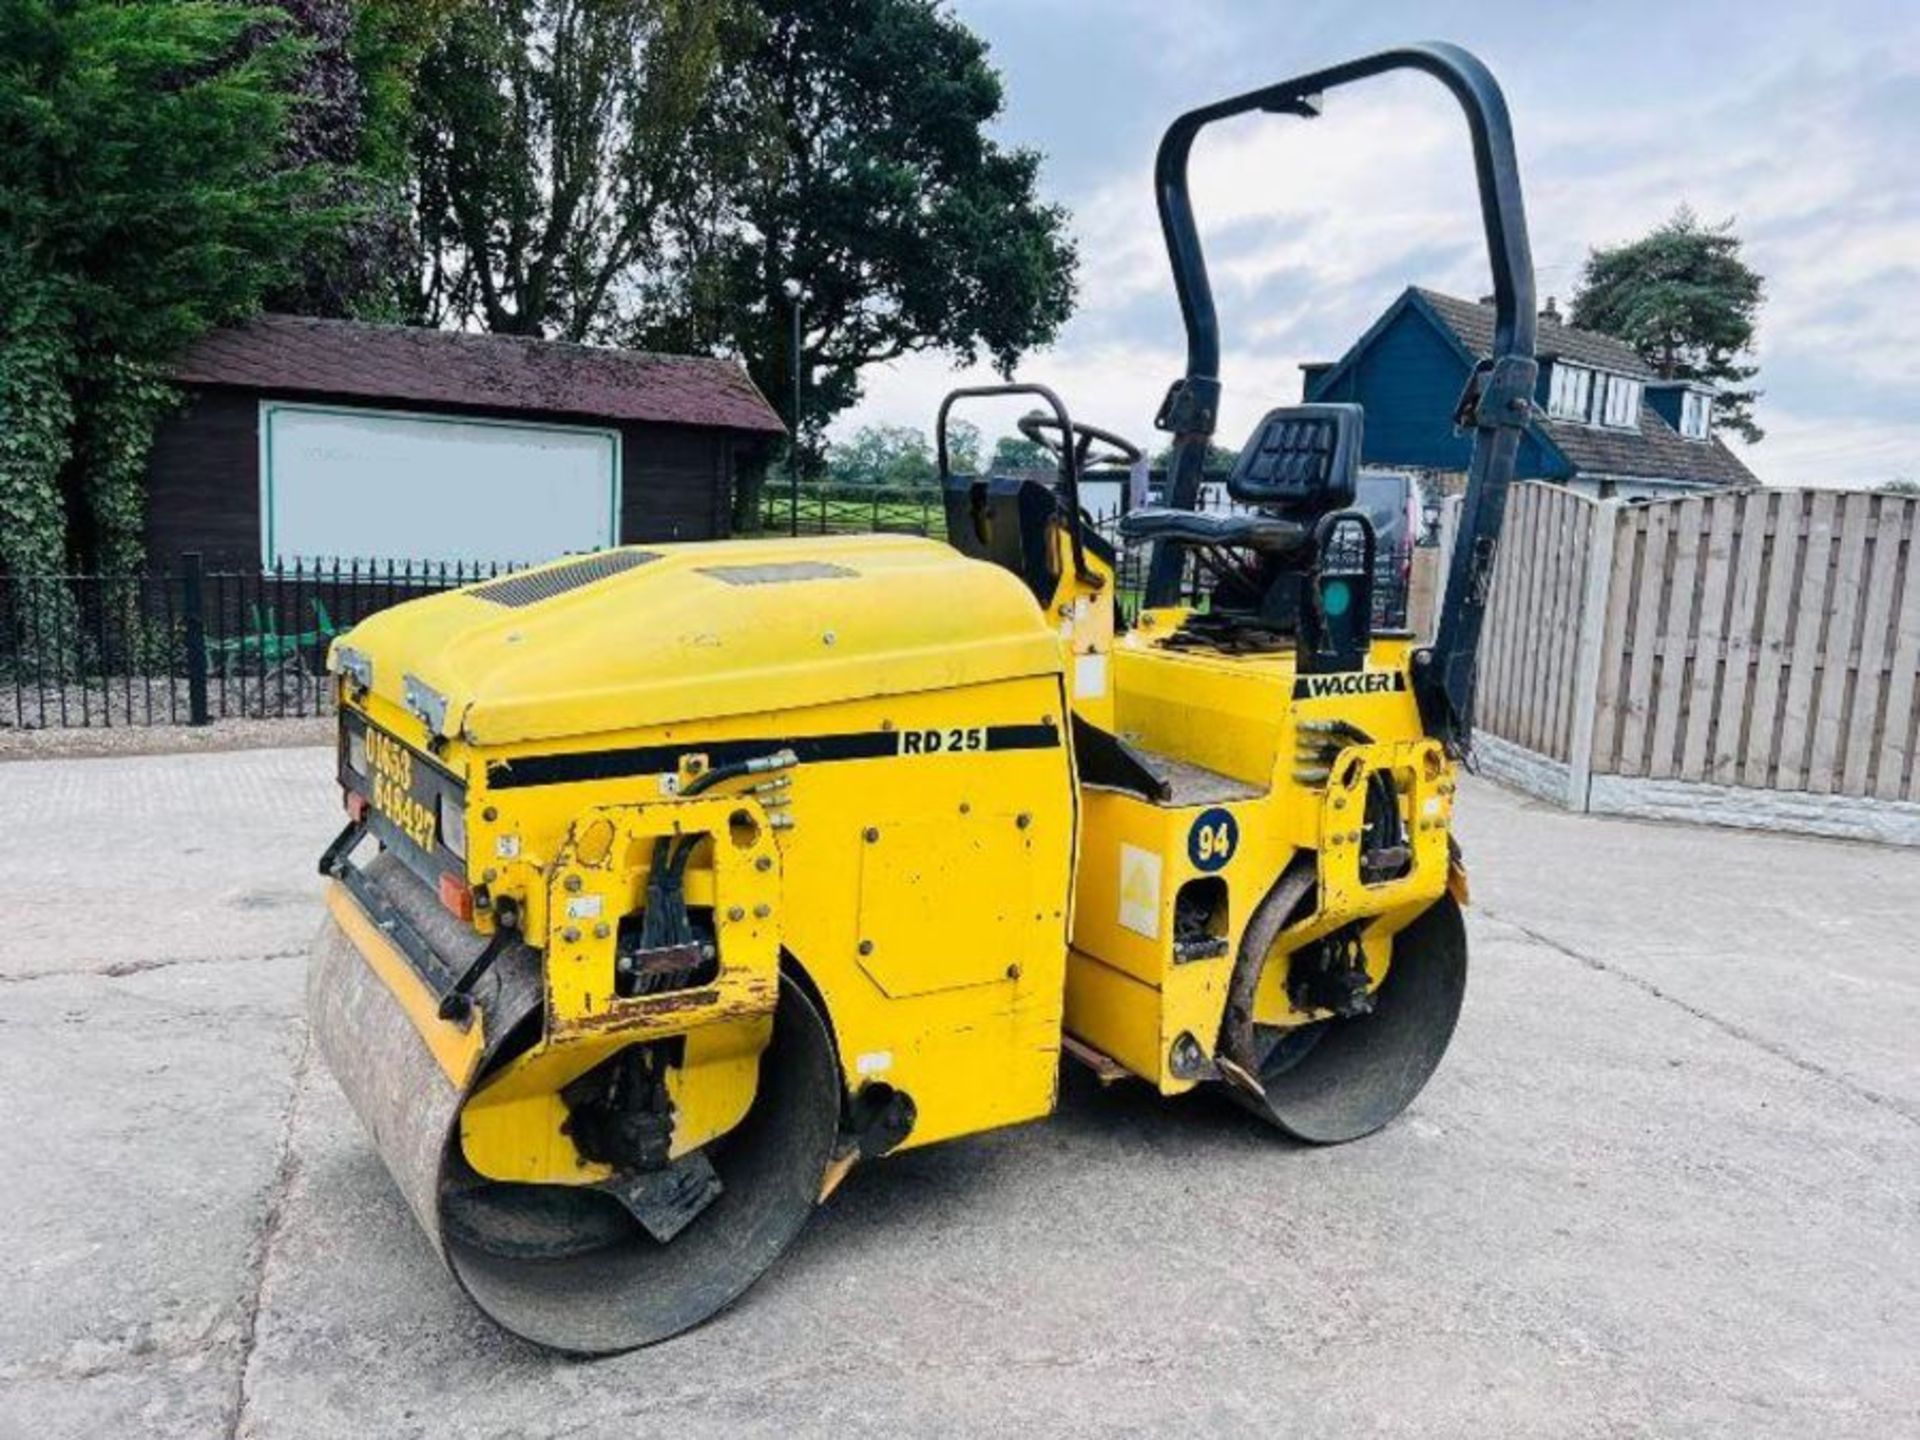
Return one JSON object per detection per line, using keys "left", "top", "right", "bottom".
{"left": 260, "top": 402, "right": 621, "bottom": 568}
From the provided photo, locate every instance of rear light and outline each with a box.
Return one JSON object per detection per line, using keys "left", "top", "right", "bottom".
{"left": 438, "top": 791, "right": 467, "bottom": 860}
{"left": 345, "top": 791, "right": 369, "bottom": 822}
{"left": 438, "top": 872, "right": 475, "bottom": 922}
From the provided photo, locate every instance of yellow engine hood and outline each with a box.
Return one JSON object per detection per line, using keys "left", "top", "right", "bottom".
{"left": 334, "top": 534, "right": 1063, "bottom": 746}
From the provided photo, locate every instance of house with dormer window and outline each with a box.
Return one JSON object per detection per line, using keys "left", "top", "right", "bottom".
{"left": 1300, "top": 287, "right": 1756, "bottom": 499}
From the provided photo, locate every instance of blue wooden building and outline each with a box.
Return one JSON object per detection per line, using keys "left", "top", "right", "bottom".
{"left": 1302, "top": 288, "right": 1756, "bottom": 499}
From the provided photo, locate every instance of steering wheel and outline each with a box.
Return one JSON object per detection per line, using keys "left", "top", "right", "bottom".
{"left": 1017, "top": 411, "right": 1144, "bottom": 472}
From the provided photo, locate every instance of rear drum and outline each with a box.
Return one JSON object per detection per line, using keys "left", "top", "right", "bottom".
{"left": 310, "top": 874, "right": 840, "bottom": 1355}
{"left": 442, "top": 980, "right": 840, "bottom": 1354}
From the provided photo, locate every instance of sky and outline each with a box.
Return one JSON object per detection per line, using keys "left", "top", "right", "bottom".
{"left": 833, "top": 0, "right": 1920, "bottom": 487}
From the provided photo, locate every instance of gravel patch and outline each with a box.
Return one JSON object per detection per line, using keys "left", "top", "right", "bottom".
{"left": 0, "top": 715, "right": 333, "bottom": 762}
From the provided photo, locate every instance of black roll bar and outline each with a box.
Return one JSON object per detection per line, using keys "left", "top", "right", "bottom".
{"left": 1141, "top": 41, "right": 1538, "bottom": 751}
{"left": 936, "top": 382, "right": 1090, "bottom": 584}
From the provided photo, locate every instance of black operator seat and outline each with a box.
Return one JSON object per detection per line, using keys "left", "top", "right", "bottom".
{"left": 1117, "top": 403, "right": 1363, "bottom": 553}
{"left": 1118, "top": 509, "right": 1308, "bottom": 554}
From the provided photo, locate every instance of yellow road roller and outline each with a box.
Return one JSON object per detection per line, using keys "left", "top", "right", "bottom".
{"left": 309, "top": 41, "right": 1539, "bottom": 1353}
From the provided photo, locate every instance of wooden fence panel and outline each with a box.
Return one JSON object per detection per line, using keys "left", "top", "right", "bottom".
{"left": 1775, "top": 489, "right": 1838, "bottom": 791}
{"left": 1589, "top": 501, "right": 1640, "bottom": 776}
{"left": 1511, "top": 487, "right": 1553, "bottom": 750}
{"left": 1475, "top": 493, "right": 1517, "bottom": 738}
{"left": 1681, "top": 493, "right": 1739, "bottom": 780}
{"left": 1538, "top": 491, "right": 1587, "bottom": 758}
{"left": 1478, "top": 484, "right": 1920, "bottom": 804}
{"left": 1809, "top": 494, "right": 1871, "bottom": 792}
{"left": 1648, "top": 498, "right": 1703, "bottom": 778}
{"left": 1711, "top": 489, "right": 1772, "bottom": 786}
{"left": 1485, "top": 485, "right": 1539, "bottom": 746}
{"left": 1617, "top": 502, "right": 1667, "bottom": 776}
{"left": 1844, "top": 495, "right": 1905, "bottom": 795}
{"left": 1471, "top": 482, "right": 1598, "bottom": 764}
{"left": 1877, "top": 501, "right": 1920, "bottom": 801}
{"left": 1743, "top": 493, "right": 1802, "bottom": 789}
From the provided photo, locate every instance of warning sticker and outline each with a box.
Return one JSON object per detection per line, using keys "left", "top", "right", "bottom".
{"left": 1074, "top": 651, "right": 1108, "bottom": 699}
{"left": 1118, "top": 843, "right": 1162, "bottom": 939}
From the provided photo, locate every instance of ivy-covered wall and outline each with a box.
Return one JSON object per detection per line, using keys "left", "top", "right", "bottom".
{"left": 0, "top": 0, "right": 395, "bottom": 579}
{"left": 0, "top": 291, "right": 77, "bottom": 578}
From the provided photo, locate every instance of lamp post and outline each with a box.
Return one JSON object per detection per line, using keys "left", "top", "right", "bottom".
{"left": 782, "top": 278, "right": 808, "bottom": 536}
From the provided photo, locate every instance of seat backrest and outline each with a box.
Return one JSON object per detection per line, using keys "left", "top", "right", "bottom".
{"left": 1225, "top": 403, "right": 1363, "bottom": 518}
{"left": 940, "top": 474, "right": 1060, "bottom": 603}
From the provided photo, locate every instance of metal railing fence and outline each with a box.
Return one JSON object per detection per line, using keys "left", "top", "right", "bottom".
{"left": 1, "top": 555, "right": 512, "bottom": 729}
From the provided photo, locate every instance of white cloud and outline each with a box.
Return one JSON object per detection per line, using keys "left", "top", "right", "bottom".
{"left": 843, "top": 79, "right": 1482, "bottom": 451}
{"left": 837, "top": 13, "right": 1920, "bottom": 490}
{"left": 847, "top": 341, "right": 1185, "bottom": 458}
{"left": 1740, "top": 412, "right": 1920, "bottom": 490}
{"left": 1522, "top": 53, "right": 1920, "bottom": 400}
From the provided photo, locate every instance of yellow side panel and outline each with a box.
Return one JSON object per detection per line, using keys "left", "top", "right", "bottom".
{"left": 857, "top": 811, "right": 1035, "bottom": 996}
{"left": 766, "top": 677, "right": 1075, "bottom": 1150}
{"left": 1069, "top": 792, "right": 1181, "bottom": 987}
{"left": 1065, "top": 783, "right": 1270, "bottom": 1095}
{"left": 444, "top": 673, "right": 1077, "bottom": 1162}
{"left": 858, "top": 981, "right": 1064, "bottom": 1150}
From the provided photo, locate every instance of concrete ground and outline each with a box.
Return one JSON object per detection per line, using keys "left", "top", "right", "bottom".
{"left": 1, "top": 745, "right": 1915, "bottom": 1439}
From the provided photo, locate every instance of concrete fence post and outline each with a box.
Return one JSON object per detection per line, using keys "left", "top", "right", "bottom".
{"left": 1562, "top": 499, "right": 1620, "bottom": 812}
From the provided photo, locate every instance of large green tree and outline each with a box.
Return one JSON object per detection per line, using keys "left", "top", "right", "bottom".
{"left": 987, "top": 433, "right": 1052, "bottom": 472}
{"left": 410, "top": 0, "right": 1076, "bottom": 470}
{"left": 824, "top": 418, "right": 976, "bottom": 487}
{"left": 1149, "top": 440, "right": 1238, "bottom": 472}
{"left": 1570, "top": 207, "right": 1766, "bottom": 443}
{"left": 636, "top": 0, "right": 1077, "bottom": 469}
{"left": 267, "top": 0, "right": 459, "bottom": 320}
{"left": 407, "top": 0, "right": 749, "bottom": 339}
{"left": 826, "top": 424, "right": 935, "bottom": 488}
{"left": 0, "top": 0, "right": 336, "bottom": 575}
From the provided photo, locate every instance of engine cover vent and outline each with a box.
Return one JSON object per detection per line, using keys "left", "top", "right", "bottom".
{"left": 697, "top": 561, "right": 857, "bottom": 586}
{"left": 469, "top": 550, "right": 659, "bottom": 608}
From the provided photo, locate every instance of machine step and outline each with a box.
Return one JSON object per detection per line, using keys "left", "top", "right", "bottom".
{"left": 1061, "top": 1034, "right": 1131, "bottom": 1085}
{"left": 1129, "top": 747, "right": 1265, "bottom": 806}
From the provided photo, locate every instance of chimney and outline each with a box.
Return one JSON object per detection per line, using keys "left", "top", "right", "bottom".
{"left": 1541, "top": 295, "right": 1562, "bottom": 324}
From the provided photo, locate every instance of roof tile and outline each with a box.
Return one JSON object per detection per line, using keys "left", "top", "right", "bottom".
{"left": 174, "top": 315, "right": 786, "bottom": 435}
{"left": 1415, "top": 287, "right": 1655, "bottom": 377}
{"left": 1540, "top": 408, "right": 1758, "bottom": 487}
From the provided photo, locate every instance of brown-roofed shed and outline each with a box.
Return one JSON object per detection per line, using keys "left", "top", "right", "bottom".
{"left": 147, "top": 315, "right": 785, "bottom": 567}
